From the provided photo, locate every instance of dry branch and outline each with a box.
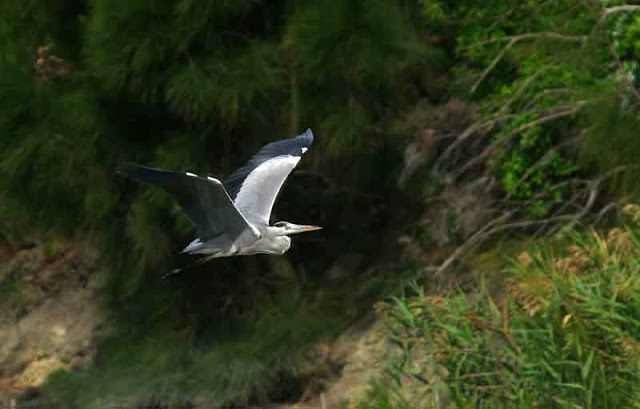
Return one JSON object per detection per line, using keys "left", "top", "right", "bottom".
{"left": 466, "top": 32, "right": 588, "bottom": 48}
{"left": 432, "top": 113, "right": 517, "bottom": 175}
{"left": 423, "top": 165, "right": 638, "bottom": 278}
{"left": 470, "top": 38, "right": 516, "bottom": 94}
{"left": 430, "top": 210, "right": 514, "bottom": 276}
{"left": 413, "top": 11, "right": 640, "bottom": 280}
{"left": 451, "top": 102, "right": 589, "bottom": 182}
{"left": 601, "top": 5, "right": 640, "bottom": 20}
{"left": 505, "top": 134, "right": 584, "bottom": 200}
{"left": 592, "top": 201, "right": 619, "bottom": 225}
{"left": 467, "top": 33, "right": 586, "bottom": 94}
{"left": 498, "top": 66, "right": 553, "bottom": 115}
{"left": 595, "top": 4, "right": 640, "bottom": 28}
{"left": 607, "top": 40, "right": 640, "bottom": 103}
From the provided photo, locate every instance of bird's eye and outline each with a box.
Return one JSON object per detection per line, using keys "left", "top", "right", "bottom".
{"left": 274, "top": 221, "right": 289, "bottom": 228}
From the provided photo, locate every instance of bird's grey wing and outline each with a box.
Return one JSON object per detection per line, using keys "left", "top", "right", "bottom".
{"left": 117, "top": 164, "right": 259, "bottom": 242}
{"left": 223, "top": 129, "right": 314, "bottom": 225}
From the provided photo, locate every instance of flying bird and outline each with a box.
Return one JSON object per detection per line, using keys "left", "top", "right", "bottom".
{"left": 118, "top": 129, "right": 321, "bottom": 270}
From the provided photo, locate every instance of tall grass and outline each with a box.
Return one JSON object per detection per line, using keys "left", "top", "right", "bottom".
{"left": 362, "top": 207, "right": 640, "bottom": 408}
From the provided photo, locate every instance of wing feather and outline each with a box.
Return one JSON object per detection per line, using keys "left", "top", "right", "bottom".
{"left": 223, "top": 129, "right": 314, "bottom": 225}
{"left": 118, "top": 164, "right": 258, "bottom": 242}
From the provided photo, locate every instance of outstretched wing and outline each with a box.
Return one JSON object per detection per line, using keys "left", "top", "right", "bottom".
{"left": 118, "top": 164, "right": 259, "bottom": 242}
{"left": 223, "top": 129, "right": 314, "bottom": 225}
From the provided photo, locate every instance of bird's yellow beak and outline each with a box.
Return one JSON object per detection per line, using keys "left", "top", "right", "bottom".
{"left": 283, "top": 223, "right": 323, "bottom": 235}
{"left": 300, "top": 225, "right": 323, "bottom": 232}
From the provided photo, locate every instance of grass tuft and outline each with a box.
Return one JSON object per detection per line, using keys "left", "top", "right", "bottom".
{"left": 359, "top": 219, "right": 640, "bottom": 408}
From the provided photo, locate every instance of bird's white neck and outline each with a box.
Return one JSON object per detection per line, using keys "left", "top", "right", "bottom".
{"left": 265, "top": 225, "right": 288, "bottom": 237}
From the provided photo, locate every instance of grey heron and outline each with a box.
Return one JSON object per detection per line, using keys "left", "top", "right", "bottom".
{"left": 118, "top": 129, "right": 321, "bottom": 266}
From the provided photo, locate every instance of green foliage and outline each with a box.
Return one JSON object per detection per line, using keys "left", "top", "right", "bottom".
{"left": 613, "top": 14, "right": 640, "bottom": 92}
{"left": 0, "top": 0, "right": 430, "bottom": 264}
{"left": 575, "top": 12, "right": 640, "bottom": 198}
{"left": 0, "top": 0, "right": 433, "bottom": 405}
{"left": 369, "top": 224, "right": 640, "bottom": 408}
{"left": 286, "top": 0, "right": 433, "bottom": 151}
{"left": 490, "top": 114, "right": 577, "bottom": 217}
{"left": 354, "top": 381, "right": 410, "bottom": 409}
{"left": 8, "top": 0, "right": 640, "bottom": 406}
{"left": 165, "top": 42, "right": 282, "bottom": 123}
{"left": 448, "top": 1, "right": 622, "bottom": 216}
{"left": 578, "top": 92, "right": 640, "bottom": 200}
{"left": 418, "top": 0, "right": 447, "bottom": 24}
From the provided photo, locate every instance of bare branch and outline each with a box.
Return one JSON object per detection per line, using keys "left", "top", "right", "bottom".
{"left": 595, "top": 5, "right": 640, "bottom": 27}
{"left": 602, "top": 5, "right": 640, "bottom": 19}
{"left": 497, "top": 66, "right": 553, "bottom": 115}
{"left": 471, "top": 38, "right": 516, "bottom": 94}
{"left": 423, "top": 166, "right": 640, "bottom": 278}
{"left": 535, "top": 191, "right": 587, "bottom": 237}
{"left": 499, "top": 179, "right": 583, "bottom": 206}
{"left": 466, "top": 32, "right": 588, "bottom": 49}
{"left": 504, "top": 134, "right": 584, "bottom": 200}
{"left": 467, "top": 31, "right": 587, "bottom": 94}
{"left": 431, "top": 210, "right": 514, "bottom": 276}
{"left": 522, "top": 88, "right": 575, "bottom": 111}
{"left": 452, "top": 102, "right": 590, "bottom": 182}
{"left": 430, "top": 212, "right": 577, "bottom": 277}
{"left": 607, "top": 40, "right": 640, "bottom": 103}
{"left": 556, "top": 181, "right": 599, "bottom": 233}
{"left": 592, "top": 201, "right": 619, "bottom": 225}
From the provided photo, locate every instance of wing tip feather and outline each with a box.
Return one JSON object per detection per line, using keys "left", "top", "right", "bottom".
{"left": 301, "top": 128, "right": 314, "bottom": 143}
{"left": 207, "top": 176, "right": 223, "bottom": 185}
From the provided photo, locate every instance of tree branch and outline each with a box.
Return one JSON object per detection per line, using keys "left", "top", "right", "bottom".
{"left": 497, "top": 66, "right": 553, "bottom": 115}
{"left": 471, "top": 38, "right": 516, "bottom": 94}
{"left": 607, "top": 40, "right": 640, "bottom": 103}
{"left": 466, "top": 32, "right": 588, "bottom": 48}
{"left": 504, "top": 134, "right": 584, "bottom": 200}
{"left": 423, "top": 166, "right": 639, "bottom": 277}
{"left": 451, "top": 102, "right": 589, "bottom": 182}
{"left": 431, "top": 113, "right": 518, "bottom": 175}
{"left": 467, "top": 32, "right": 587, "bottom": 94}
{"left": 602, "top": 5, "right": 640, "bottom": 19}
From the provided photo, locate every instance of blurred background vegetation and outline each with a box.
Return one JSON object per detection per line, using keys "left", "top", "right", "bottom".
{"left": 3, "top": 0, "right": 640, "bottom": 407}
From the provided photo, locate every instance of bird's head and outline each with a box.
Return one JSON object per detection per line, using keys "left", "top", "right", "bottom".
{"left": 273, "top": 221, "right": 322, "bottom": 236}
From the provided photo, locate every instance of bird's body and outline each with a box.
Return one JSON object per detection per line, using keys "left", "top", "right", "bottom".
{"left": 117, "top": 129, "right": 320, "bottom": 269}
{"left": 182, "top": 225, "right": 291, "bottom": 257}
